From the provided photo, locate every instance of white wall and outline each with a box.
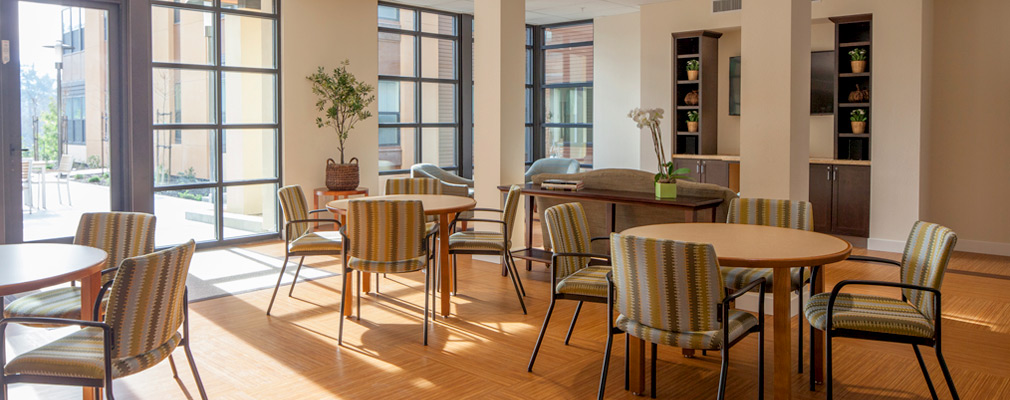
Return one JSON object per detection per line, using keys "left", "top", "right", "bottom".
{"left": 281, "top": 0, "right": 380, "bottom": 198}
{"left": 592, "top": 12, "right": 642, "bottom": 170}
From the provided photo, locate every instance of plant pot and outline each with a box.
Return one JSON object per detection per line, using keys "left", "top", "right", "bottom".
{"left": 655, "top": 182, "right": 677, "bottom": 199}
{"left": 325, "top": 157, "right": 359, "bottom": 190}
{"left": 687, "top": 70, "right": 699, "bottom": 80}
{"left": 686, "top": 121, "right": 699, "bottom": 133}
{"left": 850, "top": 60, "right": 867, "bottom": 74}
{"left": 851, "top": 121, "right": 866, "bottom": 134}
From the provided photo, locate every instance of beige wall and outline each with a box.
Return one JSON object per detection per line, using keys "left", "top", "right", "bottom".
{"left": 926, "top": 0, "right": 1010, "bottom": 253}
{"left": 592, "top": 12, "right": 641, "bottom": 170}
{"left": 281, "top": 0, "right": 379, "bottom": 197}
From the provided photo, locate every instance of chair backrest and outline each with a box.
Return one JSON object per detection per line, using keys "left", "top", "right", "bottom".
{"left": 900, "top": 221, "right": 957, "bottom": 320}
{"left": 21, "top": 160, "right": 31, "bottom": 181}
{"left": 104, "top": 240, "right": 195, "bottom": 360}
{"left": 544, "top": 202, "right": 593, "bottom": 280}
{"left": 610, "top": 233, "right": 724, "bottom": 334}
{"left": 385, "top": 177, "right": 443, "bottom": 195}
{"left": 345, "top": 199, "right": 426, "bottom": 262}
{"left": 57, "top": 154, "right": 74, "bottom": 173}
{"left": 502, "top": 185, "right": 522, "bottom": 245}
{"left": 75, "top": 212, "right": 157, "bottom": 283}
{"left": 278, "top": 185, "right": 311, "bottom": 238}
{"left": 727, "top": 198, "right": 812, "bottom": 231}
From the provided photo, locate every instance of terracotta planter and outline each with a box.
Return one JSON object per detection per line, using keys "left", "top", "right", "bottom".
{"left": 687, "top": 70, "right": 699, "bottom": 80}
{"left": 851, "top": 121, "right": 866, "bottom": 134}
{"left": 686, "top": 121, "right": 699, "bottom": 133}
{"left": 850, "top": 60, "right": 867, "bottom": 74}
{"left": 655, "top": 182, "right": 677, "bottom": 199}
{"left": 325, "top": 157, "right": 360, "bottom": 190}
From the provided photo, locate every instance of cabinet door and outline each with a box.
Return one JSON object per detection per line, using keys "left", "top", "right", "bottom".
{"left": 808, "top": 164, "right": 834, "bottom": 234}
{"left": 674, "top": 159, "right": 702, "bottom": 183}
{"left": 832, "top": 165, "right": 871, "bottom": 237}
{"left": 702, "top": 160, "right": 730, "bottom": 188}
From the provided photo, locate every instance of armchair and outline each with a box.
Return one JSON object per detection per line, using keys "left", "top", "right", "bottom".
{"left": 525, "top": 158, "right": 580, "bottom": 183}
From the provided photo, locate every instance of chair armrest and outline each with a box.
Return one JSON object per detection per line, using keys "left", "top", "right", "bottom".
{"left": 308, "top": 209, "right": 329, "bottom": 214}
{"left": 471, "top": 207, "right": 504, "bottom": 213}
{"left": 286, "top": 218, "right": 342, "bottom": 226}
{"left": 93, "top": 280, "right": 115, "bottom": 320}
{"left": 847, "top": 255, "right": 902, "bottom": 267}
{"left": 551, "top": 251, "right": 611, "bottom": 262}
{"left": 827, "top": 279, "right": 941, "bottom": 332}
{"left": 0, "top": 317, "right": 111, "bottom": 330}
{"left": 590, "top": 236, "right": 610, "bottom": 243}
{"left": 454, "top": 218, "right": 506, "bottom": 226}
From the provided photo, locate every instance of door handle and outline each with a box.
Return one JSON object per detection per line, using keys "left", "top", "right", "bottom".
{"left": 826, "top": 166, "right": 831, "bottom": 181}
{"left": 833, "top": 166, "right": 838, "bottom": 181}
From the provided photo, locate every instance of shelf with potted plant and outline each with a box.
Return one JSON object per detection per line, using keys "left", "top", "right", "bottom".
{"left": 831, "top": 14, "right": 872, "bottom": 161}
{"left": 672, "top": 30, "right": 720, "bottom": 155}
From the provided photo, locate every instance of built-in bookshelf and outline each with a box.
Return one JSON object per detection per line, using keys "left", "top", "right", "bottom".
{"left": 672, "top": 30, "right": 721, "bottom": 155}
{"left": 831, "top": 14, "right": 872, "bottom": 161}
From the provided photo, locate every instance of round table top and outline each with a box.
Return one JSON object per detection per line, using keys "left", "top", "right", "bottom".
{"left": 0, "top": 244, "right": 108, "bottom": 296}
{"left": 314, "top": 187, "right": 369, "bottom": 195}
{"left": 327, "top": 194, "right": 476, "bottom": 215}
{"left": 620, "top": 223, "right": 852, "bottom": 268}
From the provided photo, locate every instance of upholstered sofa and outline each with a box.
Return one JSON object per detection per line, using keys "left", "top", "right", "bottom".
{"left": 532, "top": 168, "right": 738, "bottom": 254}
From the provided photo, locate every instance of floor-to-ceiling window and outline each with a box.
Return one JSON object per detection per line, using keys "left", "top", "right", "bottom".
{"left": 535, "top": 21, "right": 593, "bottom": 168}
{"left": 525, "top": 26, "right": 536, "bottom": 165}
{"left": 377, "top": 2, "right": 469, "bottom": 176}
{"left": 151, "top": 0, "right": 280, "bottom": 246}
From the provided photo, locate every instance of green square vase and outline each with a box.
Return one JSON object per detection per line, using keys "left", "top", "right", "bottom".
{"left": 655, "top": 182, "right": 677, "bottom": 199}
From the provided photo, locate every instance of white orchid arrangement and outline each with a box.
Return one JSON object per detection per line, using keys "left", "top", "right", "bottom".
{"left": 848, "top": 48, "right": 867, "bottom": 61}
{"left": 629, "top": 107, "right": 692, "bottom": 184}
{"left": 850, "top": 108, "right": 867, "bottom": 122}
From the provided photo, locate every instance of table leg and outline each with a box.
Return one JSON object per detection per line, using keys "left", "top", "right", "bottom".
{"left": 362, "top": 271, "right": 371, "bottom": 294}
{"left": 812, "top": 266, "right": 825, "bottom": 384}
{"left": 524, "top": 195, "right": 534, "bottom": 271}
{"left": 684, "top": 209, "right": 696, "bottom": 223}
{"left": 711, "top": 206, "right": 718, "bottom": 222}
{"left": 773, "top": 268, "right": 792, "bottom": 399}
{"left": 628, "top": 336, "right": 646, "bottom": 395}
{"left": 606, "top": 203, "right": 616, "bottom": 233}
{"left": 81, "top": 270, "right": 101, "bottom": 400}
{"left": 439, "top": 213, "right": 452, "bottom": 317}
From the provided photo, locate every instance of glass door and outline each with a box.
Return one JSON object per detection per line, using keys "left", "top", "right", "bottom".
{"left": 8, "top": 1, "right": 118, "bottom": 243}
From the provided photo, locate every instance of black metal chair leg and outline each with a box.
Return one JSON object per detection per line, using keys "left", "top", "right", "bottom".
{"left": 265, "top": 255, "right": 290, "bottom": 315}
{"left": 826, "top": 330, "right": 833, "bottom": 400}
{"left": 168, "top": 354, "right": 179, "bottom": 378}
{"left": 798, "top": 270, "right": 804, "bottom": 374}
{"left": 597, "top": 330, "right": 614, "bottom": 400}
{"left": 717, "top": 346, "right": 729, "bottom": 400}
{"left": 503, "top": 255, "right": 527, "bottom": 314}
{"left": 936, "top": 345, "right": 960, "bottom": 400}
{"left": 507, "top": 252, "right": 526, "bottom": 297}
{"left": 913, "top": 345, "right": 939, "bottom": 400}
{"left": 183, "top": 341, "right": 209, "bottom": 400}
{"left": 338, "top": 269, "right": 349, "bottom": 346}
{"left": 288, "top": 256, "right": 306, "bottom": 297}
{"left": 528, "top": 297, "right": 556, "bottom": 371}
{"left": 564, "top": 301, "right": 583, "bottom": 345}
{"left": 809, "top": 266, "right": 819, "bottom": 392}
{"left": 650, "top": 342, "right": 658, "bottom": 399}
{"left": 423, "top": 262, "right": 431, "bottom": 346}
{"left": 758, "top": 311, "right": 765, "bottom": 399}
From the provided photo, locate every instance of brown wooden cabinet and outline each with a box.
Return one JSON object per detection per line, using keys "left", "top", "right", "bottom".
{"left": 808, "top": 163, "right": 870, "bottom": 237}
{"left": 675, "top": 159, "right": 731, "bottom": 188}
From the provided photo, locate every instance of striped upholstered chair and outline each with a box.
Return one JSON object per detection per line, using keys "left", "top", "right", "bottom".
{"left": 527, "top": 202, "right": 611, "bottom": 371}
{"left": 599, "top": 233, "right": 765, "bottom": 400}
{"left": 0, "top": 240, "right": 207, "bottom": 399}
{"left": 385, "top": 177, "right": 442, "bottom": 258}
{"left": 266, "top": 185, "right": 344, "bottom": 315}
{"left": 719, "top": 197, "right": 813, "bottom": 371}
{"left": 804, "top": 221, "right": 959, "bottom": 399}
{"left": 339, "top": 199, "right": 433, "bottom": 345}
{"left": 447, "top": 185, "right": 527, "bottom": 314}
{"left": 5, "top": 212, "right": 156, "bottom": 324}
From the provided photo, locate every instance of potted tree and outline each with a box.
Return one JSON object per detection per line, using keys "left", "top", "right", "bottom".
{"left": 308, "top": 61, "right": 375, "bottom": 191}
{"left": 629, "top": 108, "right": 693, "bottom": 199}
{"left": 848, "top": 48, "right": 867, "bottom": 73}
{"left": 850, "top": 108, "right": 867, "bottom": 134}
{"left": 686, "top": 59, "right": 700, "bottom": 80}
{"left": 686, "top": 110, "right": 699, "bottom": 133}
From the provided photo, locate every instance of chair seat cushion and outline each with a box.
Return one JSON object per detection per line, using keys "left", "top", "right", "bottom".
{"left": 348, "top": 255, "right": 427, "bottom": 274}
{"left": 425, "top": 221, "right": 438, "bottom": 236}
{"left": 5, "top": 327, "right": 181, "bottom": 379}
{"left": 556, "top": 266, "right": 611, "bottom": 298}
{"left": 448, "top": 231, "right": 505, "bottom": 252}
{"left": 720, "top": 266, "right": 809, "bottom": 292}
{"left": 289, "top": 231, "right": 343, "bottom": 253}
{"left": 616, "top": 310, "right": 758, "bottom": 350}
{"left": 805, "top": 293, "right": 934, "bottom": 338}
{"left": 4, "top": 287, "right": 107, "bottom": 324}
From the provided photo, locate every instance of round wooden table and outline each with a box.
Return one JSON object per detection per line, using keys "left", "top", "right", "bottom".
{"left": 620, "top": 223, "right": 851, "bottom": 400}
{"left": 327, "top": 194, "right": 477, "bottom": 317}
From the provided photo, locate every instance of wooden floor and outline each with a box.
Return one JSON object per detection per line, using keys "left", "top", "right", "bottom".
{"left": 11, "top": 237, "right": 1010, "bottom": 399}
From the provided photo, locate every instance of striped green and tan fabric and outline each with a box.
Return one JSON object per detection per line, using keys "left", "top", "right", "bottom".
{"left": 804, "top": 221, "right": 957, "bottom": 338}
{"left": 804, "top": 293, "right": 935, "bottom": 338}
{"left": 5, "top": 240, "right": 196, "bottom": 380}
{"left": 288, "top": 231, "right": 344, "bottom": 253}
{"left": 610, "top": 233, "right": 748, "bottom": 350}
{"left": 384, "top": 177, "right": 442, "bottom": 195}
{"left": 348, "top": 256, "right": 427, "bottom": 274}
{"left": 502, "top": 185, "right": 522, "bottom": 245}
{"left": 617, "top": 310, "right": 757, "bottom": 350}
{"left": 448, "top": 231, "right": 506, "bottom": 252}
{"left": 720, "top": 198, "right": 812, "bottom": 291}
{"left": 4, "top": 212, "right": 156, "bottom": 322}
{"left": 544, "top": 202, "right": 611, "bottom": 298}
{"left": 278, "top": 185, "right": 312, "bottom": 239}
{"left": 345, "top": 199, "right": 427, "bottom": 272}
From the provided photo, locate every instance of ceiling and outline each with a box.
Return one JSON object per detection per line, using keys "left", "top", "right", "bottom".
{"left": 383, "top": 0, "right": 671, "bottom": 25}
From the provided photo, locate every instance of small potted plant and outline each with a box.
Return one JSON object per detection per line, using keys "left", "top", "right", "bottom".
{"left": 686, "top": 110, "right": 699, "bottom": 133}
{"left": 686, "top": 59, "right": 700, "bottom": 80}
{"left": 848, "top": 48, "right": 867, "bottom": 73}
{"left": 629, "top": 108, "right": 693, "bottom": 199}
{"left": 850, "top": 109, "right": 867, "bottom": 134}
{"left": 308, "top": 61, "right": 375, "bottom": 191}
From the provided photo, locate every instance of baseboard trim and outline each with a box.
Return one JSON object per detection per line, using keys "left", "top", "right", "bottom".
{"left": 867, "top": 237, "right": 905, "bottom": 253}
{"left": 956, "top": 239, "right": 1010, "bottom": 257}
